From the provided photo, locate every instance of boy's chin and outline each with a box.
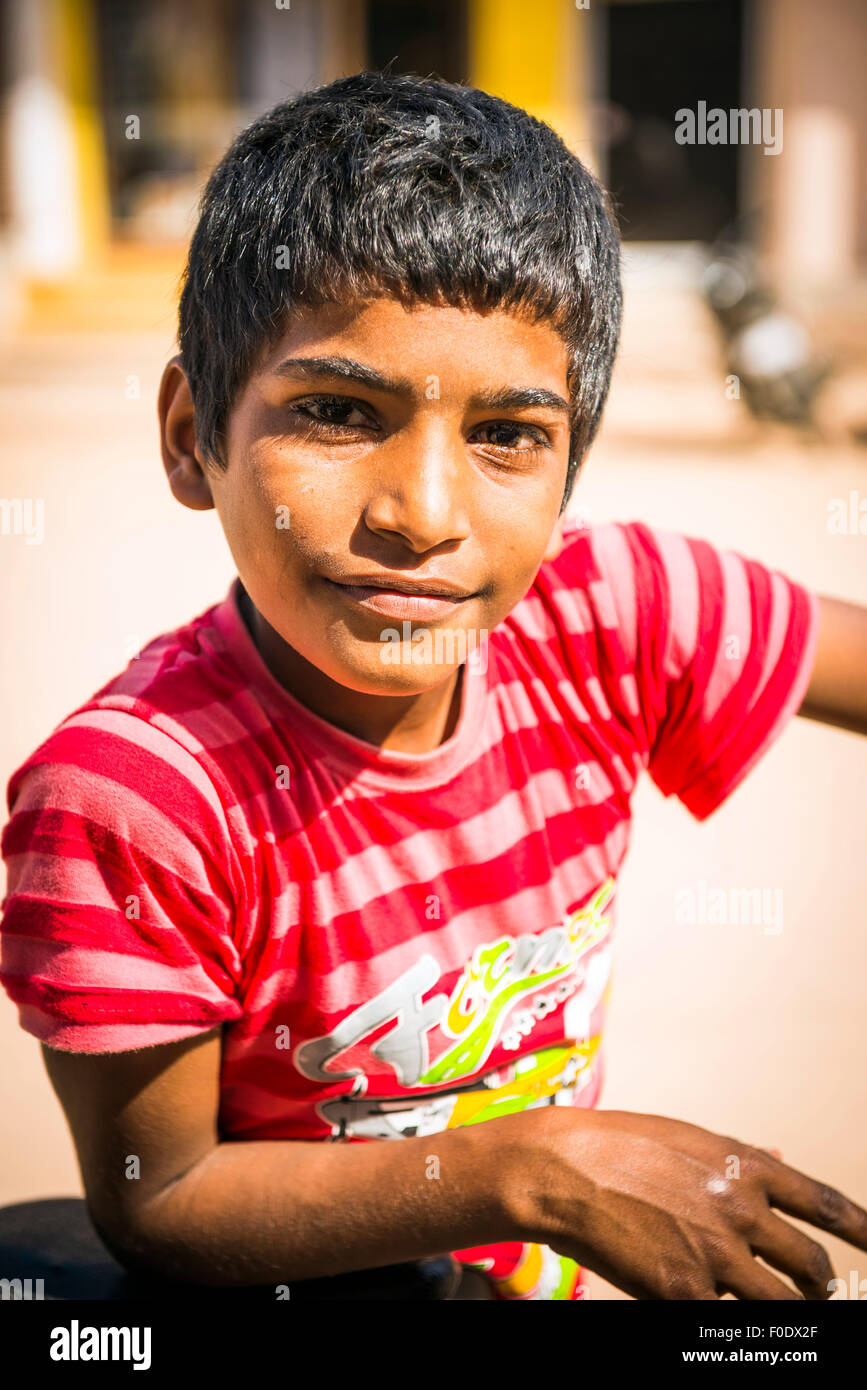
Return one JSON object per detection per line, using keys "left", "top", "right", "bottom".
{"left": 334, "top": 654, "right": 467, "bottom": 697}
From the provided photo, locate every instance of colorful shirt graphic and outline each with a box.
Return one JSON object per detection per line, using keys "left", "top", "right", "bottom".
{"left": 0, "top": 519, "right": 820, "bottom": 1298}
{"left": 293, "top": 877, "right": 615, "bottom": 1141}
{"left": 294, "top": 878, "right": 615, "bottom": 1297}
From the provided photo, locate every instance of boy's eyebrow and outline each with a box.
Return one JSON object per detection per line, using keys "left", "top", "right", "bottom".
{"left": 270, "top": 355, "right": 570, "bottom": 415}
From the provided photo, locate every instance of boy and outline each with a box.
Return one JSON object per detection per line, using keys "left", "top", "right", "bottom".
{"left": 2, "top": 71, "right": 867, "bottom": 1302}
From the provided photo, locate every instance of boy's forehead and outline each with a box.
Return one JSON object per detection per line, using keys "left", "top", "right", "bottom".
{"left": 256, "top": 294, "right": 570, "bottom": 382}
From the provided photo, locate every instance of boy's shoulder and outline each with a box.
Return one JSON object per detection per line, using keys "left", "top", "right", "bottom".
{"left": 88, "top": 582, "right": 238, "bottom": 716}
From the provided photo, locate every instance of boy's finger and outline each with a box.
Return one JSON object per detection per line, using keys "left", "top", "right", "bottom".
{"left": 764, "top": 1163, "right": 867, "bottom": 1254}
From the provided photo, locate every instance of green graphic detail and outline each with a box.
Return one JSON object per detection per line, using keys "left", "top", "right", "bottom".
{"left": 553, "top": 1256, "right": 581, "bottom": 1300}
{"left": 418, "top": 962, "right": 575, "bottom": 1086}
{"left": 454, "top": 1044, "right": 578, "bottom": 1126}
{"left": 460, "top": 1091, "right": 537, "bottom": 1126}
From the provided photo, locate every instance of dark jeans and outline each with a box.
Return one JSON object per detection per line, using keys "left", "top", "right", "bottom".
{"left": 0, "top": 1198, "right": 493, "bottom": 1300}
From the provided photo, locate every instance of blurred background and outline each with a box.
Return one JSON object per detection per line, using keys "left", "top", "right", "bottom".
{"left": 1, "top": 0, "right": 866, "bottom": 1300}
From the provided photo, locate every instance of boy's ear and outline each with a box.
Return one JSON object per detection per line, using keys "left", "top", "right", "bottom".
{"left": 158, "top": 355, "right": 216, "bottom": 511}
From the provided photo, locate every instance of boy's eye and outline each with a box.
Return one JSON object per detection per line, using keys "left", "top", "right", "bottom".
{"left": 473, "top": 422, "right": 550, "bottom": 453}
{"left": 289, "top": 396, "right": 550, "bottom": 454}
{"left": 291, "top": 395, "right": 374, "bottom": 430}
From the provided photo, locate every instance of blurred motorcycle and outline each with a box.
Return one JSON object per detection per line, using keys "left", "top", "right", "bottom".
{"left": 700, "top": 235, "right": 833, "bottom": 428}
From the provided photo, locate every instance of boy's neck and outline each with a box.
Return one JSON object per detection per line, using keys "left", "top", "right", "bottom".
{"left": 238, "top": 586, "right": 465, "bottom": 753}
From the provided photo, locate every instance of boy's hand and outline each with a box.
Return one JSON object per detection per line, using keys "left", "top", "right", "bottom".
{"left": 519, "top": 1107, "right": 866, "bottom": 1300}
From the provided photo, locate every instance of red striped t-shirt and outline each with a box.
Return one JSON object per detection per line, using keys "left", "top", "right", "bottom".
{"left": 0, "top": 518, "right": 819, "bottom": 1298}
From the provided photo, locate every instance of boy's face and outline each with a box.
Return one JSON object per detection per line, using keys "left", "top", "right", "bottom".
{"left": 162, "top": 295, "right": 573, "bottom": 715}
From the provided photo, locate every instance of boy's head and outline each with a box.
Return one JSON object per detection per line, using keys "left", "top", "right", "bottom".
{"left": 160, "top": 71, "right": 622, "bottom": 707}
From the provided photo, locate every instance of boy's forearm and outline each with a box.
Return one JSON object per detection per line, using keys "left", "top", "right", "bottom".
{"left": 109, "top": 1110, "right": 542, "bottom": 1287}
{"left": 797, "top": 595, "right": 867, "bottom": 736}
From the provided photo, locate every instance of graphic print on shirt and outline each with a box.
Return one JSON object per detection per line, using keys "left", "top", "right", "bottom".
{"left": 293, "top": 877, "right": 616, "bottom": 1140}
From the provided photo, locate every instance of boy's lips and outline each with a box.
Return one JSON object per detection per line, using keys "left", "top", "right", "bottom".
{"left": 323, "top": 575, "right": 475, "bottom": 619}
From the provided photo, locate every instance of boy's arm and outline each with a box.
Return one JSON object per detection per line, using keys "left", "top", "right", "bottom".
{"left": 40, "top": 1031, "right": 526, "bottom": 1286}
{"left": 796, "top": 595, "right": 867, "bottom": 736}
{"left": 41, "top": 1032, "right": 867, "bottom": 1297}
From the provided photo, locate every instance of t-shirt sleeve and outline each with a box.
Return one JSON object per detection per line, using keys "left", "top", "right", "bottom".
{"left": 585, "top": 519, "right": 821, "bottom": 821}
{"left": 0, "top": 707, "right": 246, "bottom": 1053}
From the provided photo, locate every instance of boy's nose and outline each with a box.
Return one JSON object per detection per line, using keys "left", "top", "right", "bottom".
{"left": 362, "top": 435, "right": 473, "bottom": 552}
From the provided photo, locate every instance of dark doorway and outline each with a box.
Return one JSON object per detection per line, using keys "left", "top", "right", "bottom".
{"left": 604, "top": 0, "right": 744, "bottom": 241}
{"left": 366, "top": 0, "right": 469, "bottom": 84}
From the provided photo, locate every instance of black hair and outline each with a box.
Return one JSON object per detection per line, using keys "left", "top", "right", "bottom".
{"left": 178, "top": 70, "right": 622, "bottom": 514}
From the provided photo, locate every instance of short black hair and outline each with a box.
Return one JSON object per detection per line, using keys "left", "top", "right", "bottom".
{"left": 178, "top": 70, "right": 622, "bottom": 514}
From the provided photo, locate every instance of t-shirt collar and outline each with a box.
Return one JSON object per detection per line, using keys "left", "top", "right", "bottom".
{"left": 211, "top": 576, "right": 490, "bottom": 789}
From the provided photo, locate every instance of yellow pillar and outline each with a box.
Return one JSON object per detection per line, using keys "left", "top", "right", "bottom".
{"left": 467, "top": 0, "right": 596, "bottom": 168}
{"left": 52, "top": 0, "right": 110, "bottom": 263}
